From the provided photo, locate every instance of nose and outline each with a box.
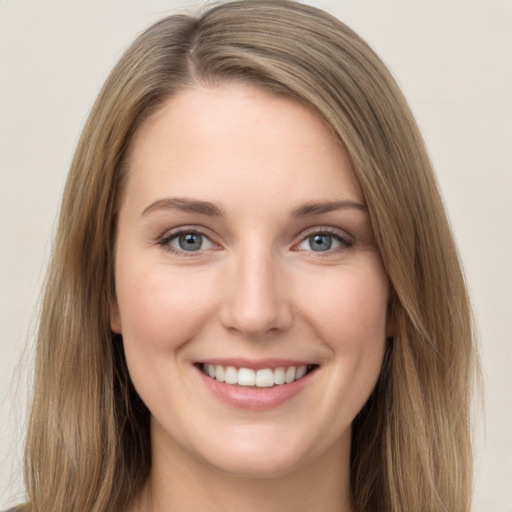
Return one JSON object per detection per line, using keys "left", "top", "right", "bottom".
{"left": 219, "top": 247, "right": 293, "bottom": 338}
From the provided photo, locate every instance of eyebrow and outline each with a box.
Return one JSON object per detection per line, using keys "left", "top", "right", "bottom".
{"left": 141, "top": 197, "right": 367, "bottom": 218}
{"left": 142, "top": 197, "right": 224, "bottom": 217}
{"left": 291, "top": 200, "right": 368, "bottom": 218}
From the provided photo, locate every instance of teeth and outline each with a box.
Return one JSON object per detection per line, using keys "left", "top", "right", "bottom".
{"left": 237, "top": 367, "right": 255, "bottom": 386}
{"left": 273, "top": 367, "right": 285, "bottom": 385}
{"left": 296, "top": 365, "right": 307, "bottom": 379}
{"left": 202, "top": 364, "right": 312, "bottom": 387}
{"left": 215, "top": 365, "right": 225, "bottom": 383}
{"left": 285, "top": 366, "right": 296, "bottom": 383}
{"left": 225, "top": 366, "right": 238, "bottom": 384}
{"left": 255, "top": 369, "right": 274, "bottom": 387}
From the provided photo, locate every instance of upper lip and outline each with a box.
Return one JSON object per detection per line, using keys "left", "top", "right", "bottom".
{"left": 194, "top": 358, "right": 318, "bottom": 370}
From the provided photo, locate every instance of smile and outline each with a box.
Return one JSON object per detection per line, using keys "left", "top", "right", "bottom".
{"left": 200, "top": 363, "right": 316, "bottom": 388}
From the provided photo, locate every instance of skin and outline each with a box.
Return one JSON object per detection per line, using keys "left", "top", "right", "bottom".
{"left": 111, "top": 83, "right": 390, "bottom": 512}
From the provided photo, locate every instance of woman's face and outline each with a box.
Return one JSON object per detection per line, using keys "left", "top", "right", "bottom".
{"left": 111, "top": 83, "right": 390, "bottom": 478}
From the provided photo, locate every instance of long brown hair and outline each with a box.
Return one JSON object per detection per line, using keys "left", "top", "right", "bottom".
{"left": 23, "top": 1, "right": 477, "bottom": 511}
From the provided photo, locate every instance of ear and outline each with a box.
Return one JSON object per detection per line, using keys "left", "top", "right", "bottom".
{"left": 110, "top": 299, "right": 122, "bottom": 334}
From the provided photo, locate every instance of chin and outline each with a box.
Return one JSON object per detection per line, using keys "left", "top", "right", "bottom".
{"left": 202, "top": 447, "right": 311, "bottom": 479}
{"left": 184, "top": 422, "right": 349, "bottom": 480}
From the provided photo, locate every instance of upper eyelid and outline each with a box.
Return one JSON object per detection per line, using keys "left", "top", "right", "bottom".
{"left": 159, "top": 226, "right": 214, "bottom": 241}
{"left": 295, "top": 226, "right": 353, "bottom": 241}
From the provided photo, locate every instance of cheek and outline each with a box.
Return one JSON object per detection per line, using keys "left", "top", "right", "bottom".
{"left": 114, "top": 262, "right": 216, "bottom": 354}
{"left": 296, "top": 262, "right": 388, "bottom": 401}
{"left": 114, "top": 264, "right": 219, "bottom": 415}
{"left": 298, "top": 265, "right": 389, "bottom": 347}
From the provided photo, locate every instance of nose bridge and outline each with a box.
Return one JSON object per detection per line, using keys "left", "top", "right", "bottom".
{"left": 220, "top": 241, "right": 291, "bottom": 337}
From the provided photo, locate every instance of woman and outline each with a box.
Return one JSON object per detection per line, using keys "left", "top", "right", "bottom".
{"left": 13, "top": 1, "right": 477, "bottom": 511}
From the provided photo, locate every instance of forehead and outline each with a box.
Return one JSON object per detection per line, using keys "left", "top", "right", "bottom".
{"left": 123, "top": 83, "right": 363, "bottom": 213}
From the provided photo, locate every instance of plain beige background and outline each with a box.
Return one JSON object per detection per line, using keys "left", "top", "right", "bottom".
{"left": 1, "top": 1, "right": 511, "bottom": 509}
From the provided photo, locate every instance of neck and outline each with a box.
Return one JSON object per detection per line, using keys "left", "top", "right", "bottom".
{"left": 131, "top": 427, "right": 353, "bottom": 512}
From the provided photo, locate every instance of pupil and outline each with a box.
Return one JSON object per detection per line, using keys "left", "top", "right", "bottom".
{"left": 179, "top": 233, "right": 202, "bottom": 251}
{"left": 311, "top": 234, "right": 331, "bottom": 251}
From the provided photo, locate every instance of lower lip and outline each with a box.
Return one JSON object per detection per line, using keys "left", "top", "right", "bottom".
{"left": 197, "top": 367, "right": 315, "bottom": 410}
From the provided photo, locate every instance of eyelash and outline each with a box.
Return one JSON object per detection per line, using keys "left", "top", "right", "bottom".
{"left": 293, "top": 228, "right": 354, "bottom": 255}
{"left": 156, "top": 227, "right": 354, "bottom": 256}
{"left": 157, "top": 228, "right": 215, "bottom": 256}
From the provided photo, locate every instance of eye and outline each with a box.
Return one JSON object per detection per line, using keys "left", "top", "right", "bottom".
{"left": 296, "top": 231, "right": 352, "bottom": 253}
{"left": 162, "top": 230, "right": 215, "bottom": 253}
